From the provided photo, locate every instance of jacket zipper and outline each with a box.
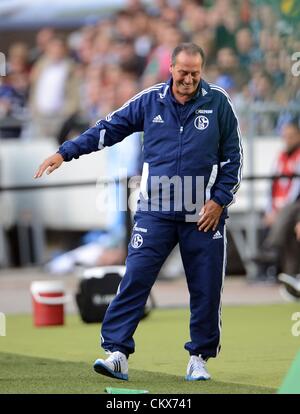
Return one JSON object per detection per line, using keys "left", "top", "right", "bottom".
{"left": 174, "top": 124, "right": 184, "bottom": 218}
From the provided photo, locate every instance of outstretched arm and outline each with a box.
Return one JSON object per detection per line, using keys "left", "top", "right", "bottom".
{"left": 33, "top": 85, "right": 150, "bottom": 179}
{"left": 34, "top": 153, "right": 64, "bottom": 179}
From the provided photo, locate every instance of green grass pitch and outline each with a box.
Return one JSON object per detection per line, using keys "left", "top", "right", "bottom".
{"left": 0, "top": 304, "right": 299, "bottom": 394}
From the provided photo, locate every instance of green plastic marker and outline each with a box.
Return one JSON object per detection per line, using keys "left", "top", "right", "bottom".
{"left": 278, "top": 350, "right": 300, "bottom": 394}
{"left": 105, "top": 387, "right": 149, "bottom": 394}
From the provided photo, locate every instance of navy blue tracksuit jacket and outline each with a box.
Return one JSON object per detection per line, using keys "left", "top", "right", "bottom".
{"left": 58, "top": 78, "right": 243, "bottom": 359}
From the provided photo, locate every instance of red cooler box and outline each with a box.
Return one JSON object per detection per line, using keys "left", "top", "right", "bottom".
{"left": 31, "top": 281, "right": 69, "bottom": 327}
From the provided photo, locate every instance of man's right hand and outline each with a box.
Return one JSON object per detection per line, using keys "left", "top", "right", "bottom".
{"left": 34, "top": 153, "right": 64, "bottom": 179}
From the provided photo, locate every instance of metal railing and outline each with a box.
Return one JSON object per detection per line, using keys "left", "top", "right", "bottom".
{"left": 1, "top": 174, "right": 299, "bottom": 279}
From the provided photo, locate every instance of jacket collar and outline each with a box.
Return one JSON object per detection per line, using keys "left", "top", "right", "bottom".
{"left": 157, "top": 78, "right": 214, "bottom": 106}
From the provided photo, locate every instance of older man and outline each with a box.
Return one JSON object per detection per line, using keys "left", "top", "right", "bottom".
{"left": 35, "top": 43, "right": 243, "bottom": 381}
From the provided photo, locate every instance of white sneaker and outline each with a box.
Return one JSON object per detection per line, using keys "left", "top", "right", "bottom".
{"left": 185, "top": 355, "right": 211, "bottom": 381}
{"left": 93, "top": 351, "right": 128, "bottom": 380}
{"left": 278, "top": 273, "right": 300, "bottom": 301}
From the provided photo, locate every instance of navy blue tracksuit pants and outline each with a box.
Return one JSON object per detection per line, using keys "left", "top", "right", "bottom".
{"left": 101, "top": 211, "right": 227, "bottom": 360}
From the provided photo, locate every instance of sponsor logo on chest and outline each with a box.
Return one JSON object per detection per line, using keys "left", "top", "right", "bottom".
{"left": 195, "top": 109, "right": 213, "bottom": 114}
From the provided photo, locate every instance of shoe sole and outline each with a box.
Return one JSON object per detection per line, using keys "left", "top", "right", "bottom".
{"left": 185, "top": 375, "right": 211, "bottom": 381}
{"left": 93, "top": 360, "right": 128, "bottom": 381}
{"left": 279, "top": 285, "right": 300, "bottom": 302}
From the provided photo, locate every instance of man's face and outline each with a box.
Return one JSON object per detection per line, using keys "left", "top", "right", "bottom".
{"left": 170, "top": 51, "right": 203, "bottom": 98}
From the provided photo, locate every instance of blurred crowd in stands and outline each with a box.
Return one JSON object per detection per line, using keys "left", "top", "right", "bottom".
{"left": 0, "top": 0, "right": 300, "bottom": 140}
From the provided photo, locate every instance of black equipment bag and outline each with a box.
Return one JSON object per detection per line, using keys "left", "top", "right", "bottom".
{"left": 75, "top": 266, "right": 155, "bottom": 323}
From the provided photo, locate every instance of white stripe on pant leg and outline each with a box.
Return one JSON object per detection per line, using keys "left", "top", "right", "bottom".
{"left": 216, "top": 222, "right": 227, "bottom": 356}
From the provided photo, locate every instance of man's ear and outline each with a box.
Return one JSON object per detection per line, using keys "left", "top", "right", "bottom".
{"left": 169, "top": 64, "right": 173, "bottom": 75}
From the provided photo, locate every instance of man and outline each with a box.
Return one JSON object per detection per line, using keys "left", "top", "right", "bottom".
{"left": 29, "top": 36, "right": 79, "bottom": 138}
{"left": 254, "top": 121, "right": 300, "bottom": 280}
{"left": 34, "top": 43, "right": 243, "bottom": 381}
{"left": 275, "top": 200, "right": 300, "bottom": 300}
{"left": 264, "top": 122, "right": 300, "bottom": 227}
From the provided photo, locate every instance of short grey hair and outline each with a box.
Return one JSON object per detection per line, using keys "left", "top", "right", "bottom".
{"left": 171, "top": 43, "right": 205, "bottom": 66}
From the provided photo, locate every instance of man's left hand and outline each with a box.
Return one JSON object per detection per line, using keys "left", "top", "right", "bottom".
{"left": 197, "top": 200, "right": 223, "bottom": 232}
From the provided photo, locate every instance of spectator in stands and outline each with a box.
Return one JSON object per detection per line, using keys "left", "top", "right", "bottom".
{"left": 7, "top": 42, "right": 30, "bottom": 77}
{"left": 80, "top": 65, "right": 104, "bottom": 123}
{"left": 216, "top": 47, "right": 248, "bottom": 90}
{"left": 180, "top": 2, "right": 208, "bottom": 35}
{"left": 91, "top": 30, "right": 114, "bottom": 67}
{"left": 29, "top": 27, "right": 56, "bottom": 65}
{"left": 259, "top": 198, "right": 300, "bottom": 277}
{"left": 73, "top": 25, "right": 97, "bottom": 67}
{"left": 235, "top": 26, "right": 260, "bottom": 70}
{"left": 142, "top": 23, "right": 183, "bottom": 87}
{"left": 264, "top": 122, "right": 300, "bottom": 226}
{"left": 276, "top": 70, "right": 300, "bottom": 107}
{"left": 214, "top": 10, "right": 239, "bottom": 50}
{"left": 277, "top": 203, "right": 300, "bottom": 301}
{"left": 114, "top": 10, "right": 136, "bottom": 41}
{"left": 248, "top": 70, "right": 277, "bottom": 135}
{"left": 264, "top": 51, "right": 285, "bottom": 88}
{"left": 0, "top": 43, "right": 30, "bottom": 139}
{"left": 131, "top": 9, "right": 153, "bottom": 58}
{"left": 114, "top": 38, "right": 146, "bottom": 78}
{"left": 29, "top": 36, "right": 80, "bottom": 138}
{"left": 254, "top": 121, "right": 300, "bottom": 279}
{"left": 0, "top": 75, "right": 27, "bottom": 138}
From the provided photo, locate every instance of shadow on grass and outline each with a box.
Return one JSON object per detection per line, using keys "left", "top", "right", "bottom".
{"left": 0, "top": 352, "right": 275, "bottom": 394}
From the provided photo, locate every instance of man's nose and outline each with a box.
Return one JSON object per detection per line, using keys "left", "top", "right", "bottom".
{"left": 184, "top": 74, "right": 193, "bottom": 83}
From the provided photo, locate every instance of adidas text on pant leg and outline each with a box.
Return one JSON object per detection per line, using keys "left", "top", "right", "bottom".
{"left": 179, "top": 220, "right": 227, "bottom": 359}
